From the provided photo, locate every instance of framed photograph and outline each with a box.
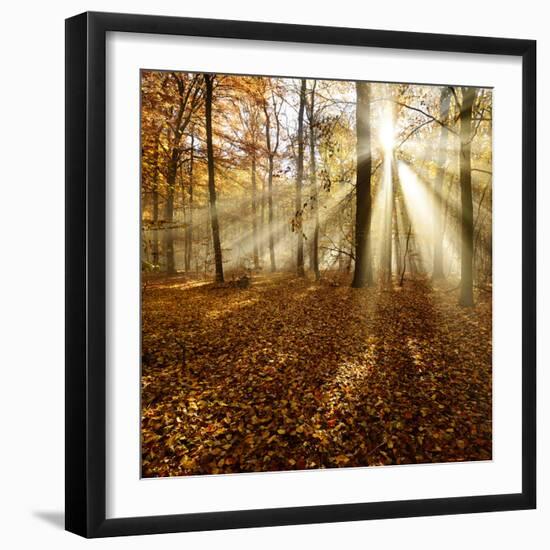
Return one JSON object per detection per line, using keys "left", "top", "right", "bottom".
{"left": 65, "top": 11, "right": 536, "bottom": 538}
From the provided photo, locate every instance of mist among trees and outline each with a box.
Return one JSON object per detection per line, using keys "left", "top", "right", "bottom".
{"left": 141, "top": 71, "right": 492, "bottom": 477}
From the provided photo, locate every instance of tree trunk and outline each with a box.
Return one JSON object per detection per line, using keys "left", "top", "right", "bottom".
{"left": 393, "top": 190, "right": 402, "bottom": 277}
{"left": 295, "top": 79, "right": 306, "bottom": 277}
{"left": 351, "top": 81, "right": 374, "bottom": 288}
{"left": 251, "top": 155, "right": 260, "bottom": 269}
{"left": 263, "top": 87, "right": 279, "bottom": 273}
{"left": 181, "top": 163, "right": 188, "bottom": 271}
{"left": 204, "top": 74, "right": 224, "bottom": 283}
{"left": 308, "top": 81, "right": 320, "bottom": 281}
{"left": 151, "top": 129, "right": 161, "bottom": 268}
{"left": 185, "top": 133, "right": 194, "bottom": 272}
{"left": 459, "top": 87, "right": 476, "bottom": 306}
{"left": 433, "top": 88, "right": 451, "bottom": 279}
{"left": 383, "top": 154, "right": 396, "bottom": 284}
{"left": 267, "top": 155, "right": 276, "bottom": 271}
{"left": 399, "top": 224, "right": 412, "bottom": 286}
{"left": 164, "top": 150, "right": 177, "bottom": 274}
{"left": 260, "top": 173, "right": 266, "bottom": 261}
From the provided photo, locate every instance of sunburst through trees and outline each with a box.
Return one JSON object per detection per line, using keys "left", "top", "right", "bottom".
{"left": 141, "top": 71, "right": 492, "bottom": 477}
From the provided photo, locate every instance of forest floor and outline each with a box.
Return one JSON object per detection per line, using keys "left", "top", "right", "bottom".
{"left": 141, "top": 272, "right": 492, "bottom": 477}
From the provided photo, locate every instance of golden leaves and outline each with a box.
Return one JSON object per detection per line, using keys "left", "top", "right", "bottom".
{"left": 141, "top": 274, "right": 492, "bottom": 477}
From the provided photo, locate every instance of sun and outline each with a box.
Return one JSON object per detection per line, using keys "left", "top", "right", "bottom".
{"left": 379, "top": 118, "right": 395, "bottom": 155}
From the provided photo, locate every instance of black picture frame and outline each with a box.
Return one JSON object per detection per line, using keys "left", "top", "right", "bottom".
{"left": 65, "top": 11, "right": 536, "bottom": 538}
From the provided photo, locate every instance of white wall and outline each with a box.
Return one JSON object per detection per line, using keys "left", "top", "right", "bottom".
{"left": 0, "top": 1, "right": 546, "bottom": 547}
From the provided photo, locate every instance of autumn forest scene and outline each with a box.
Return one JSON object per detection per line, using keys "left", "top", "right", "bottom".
{"left": 140, "top": 70, "right": 493, "bottom": 477}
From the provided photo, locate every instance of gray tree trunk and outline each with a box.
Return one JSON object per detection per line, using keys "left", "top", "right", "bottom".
{"left": 295, "top": 79, "right": 306, "bottom": 277}
{"left": 251, "top": 155, "right": 260, "bottom": 270}
{"left": 351, "top": 81, "right": 374, "bottom": 288}
{"left": 308, "top": 81, "right": 320, "bottom": 281}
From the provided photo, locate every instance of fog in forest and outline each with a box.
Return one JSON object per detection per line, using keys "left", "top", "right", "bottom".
{"left": 141, "top": 71, "right": 492, "bottom": 477}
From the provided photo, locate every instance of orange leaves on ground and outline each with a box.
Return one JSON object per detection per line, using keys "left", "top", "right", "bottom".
{"left": 141, "top": 274, "right": 492, "bottom": 477}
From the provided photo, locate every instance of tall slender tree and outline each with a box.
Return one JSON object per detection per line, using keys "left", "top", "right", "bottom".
{"left": 307, "top": 80, "right": 321, "bottom": 281}
{"left": 351, "top": 81, "right": 374, "bottom": 288}
{"left": 204, "top": 74, "right": 224, "bottom": 283}
{"left": 432, "top": 87, "right": 451, "bottom": 279}
{"left": 295, "top": 79, "right": 307, "bottom": 277}
{"left": 459, "top": 87, "right": 476, "bottom": 306}
{"left": 250, "top": 152, "right": 260, "bottom": 269}
{"left": 150, "top": 127, "right": 161, "bottom": 268}
{"left": 383, "top": 155, "right": 396, "bottom": 283}
{"left": 263, "top": 81, "right": 281, "bottom": 272}
{"left": 184, "top": 133, "right": 194, "bottom": 272}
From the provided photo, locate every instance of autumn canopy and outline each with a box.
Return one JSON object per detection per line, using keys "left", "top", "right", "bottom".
{"left": 140, "top": 71, "right": 492, "bottom": 477}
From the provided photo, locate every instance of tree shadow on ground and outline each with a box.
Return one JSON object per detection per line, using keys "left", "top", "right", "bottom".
{"left": 141, "top": 273, "right": 491, "bottom": 477}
